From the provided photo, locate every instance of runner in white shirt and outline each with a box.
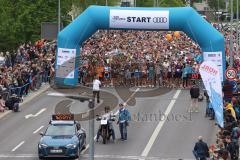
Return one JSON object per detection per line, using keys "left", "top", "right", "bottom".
{"left": 93, "top": 76, "right": 101, "bottom": 103}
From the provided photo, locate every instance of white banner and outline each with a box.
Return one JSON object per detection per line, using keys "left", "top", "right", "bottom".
{"left": 109, "top": 10, "right": 169, "bottom": 30}
{"left": 203, "top": 51, "right": 223, "bottom": 81}
{"left": 56, "top": 48, "right": 76, "bottom": 79}
{"left": 199, "top": 61, "right": 223, "bottom": 127}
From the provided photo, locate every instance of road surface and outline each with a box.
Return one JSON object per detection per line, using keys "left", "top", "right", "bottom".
{"left": 0, "top": 86, "right": 217, "bottom": 160}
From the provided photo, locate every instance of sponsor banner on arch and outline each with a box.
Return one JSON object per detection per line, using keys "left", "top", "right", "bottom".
{"left": 203, "top": 51, "right": 223, "bottom": 81}
{"left": 56, "top": 48, "right": 76, "bottom": 79}
{"left": 199, "top": 61, "right": 224, "bottom": 127}
{"left": 109, "top": 10, "right": 169, "bottom": 29}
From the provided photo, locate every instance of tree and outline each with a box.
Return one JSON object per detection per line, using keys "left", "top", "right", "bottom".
{"left": 136, "top": 0, "right": 185, "bottom": 7}
{"left": 0, "top": 0, "right": 72, "bottom": 51}
{"left": 207, "top": 0, "right": 226, "bottom": 11}
{"left": 159, "top": 0, "right": 185, "bottom": 7}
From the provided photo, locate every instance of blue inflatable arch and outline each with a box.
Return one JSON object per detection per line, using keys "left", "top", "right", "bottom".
{"left": 56, "top": 6, "right": 225, "bottom": 86}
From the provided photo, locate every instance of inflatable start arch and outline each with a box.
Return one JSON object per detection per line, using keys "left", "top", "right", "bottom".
{"left": 55, "top": 6, "right": 225, "bottom": 86}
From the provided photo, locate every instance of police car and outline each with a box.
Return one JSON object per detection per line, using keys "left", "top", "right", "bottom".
{"left": 38, "top": 114, "right": 86, "bottom": 159}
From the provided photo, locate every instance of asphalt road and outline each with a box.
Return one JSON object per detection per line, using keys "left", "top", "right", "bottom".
{"left": 0, "top": 86, "right": 217, "bottom": 160}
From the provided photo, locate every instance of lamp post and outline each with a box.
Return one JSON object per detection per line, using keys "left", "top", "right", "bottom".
{"left": 237, "top": 0, "right": 239, "bottom": 56}
{"left": 48, "top": 93, "right": 95, "bottom": 160}
{"left": 218, "top": 0, "right": 220, "bottom": 22}
{"left": 230, "top": 0, "right": 234, "bottom": 67}
{"left": 58, "top": 0, "right": 61, "bottom": 33}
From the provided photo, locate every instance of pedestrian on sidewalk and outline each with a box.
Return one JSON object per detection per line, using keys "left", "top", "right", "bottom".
{"left": 117, "top": 103, "right": 131, "bottom": 141}
{"left": 189, "top": 81, "right": 200, "bottom": 112}
{"left": 93, "top": 75, "right": 101, "bottom": 103}
{"left": 192, "top": 136, "right": 209, "bottom": 160}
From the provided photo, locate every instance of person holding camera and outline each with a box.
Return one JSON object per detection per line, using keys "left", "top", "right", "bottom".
{"left": 5, "top": 94, "right": 21, "bottom": 112}
{"left": 117, "top": 103, "right": 131, "bottom": 141}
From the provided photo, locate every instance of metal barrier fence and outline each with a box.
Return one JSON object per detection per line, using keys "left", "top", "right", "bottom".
{"left": 0, "top": 71, "right": 50, "bottom": 101}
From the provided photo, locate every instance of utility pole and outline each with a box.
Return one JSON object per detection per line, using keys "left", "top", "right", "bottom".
{"left": 58, "top": 0, "right": 61, "bottom": 33}
{"left": 230, "top": 0, "right": 234, "bottom": 67}
{"left": 88, "top": 99, "right": 94, "bottom": 160}
{"left": 237, "top": 0, "right": 239, "bottom": 56}
{"left": 218, "top": 0, "right": 220, "bottom": 22}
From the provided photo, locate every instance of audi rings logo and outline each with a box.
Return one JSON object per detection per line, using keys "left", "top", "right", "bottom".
{"left": 152, "top": 17, "right": 168, "bottom": 23}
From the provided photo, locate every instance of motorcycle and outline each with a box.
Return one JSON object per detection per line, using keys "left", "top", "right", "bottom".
{"left": 96, "top": 114, "right": 115, "bottom": 144}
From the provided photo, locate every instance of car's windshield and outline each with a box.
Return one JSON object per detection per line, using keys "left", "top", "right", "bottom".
{"left": 45, "top": 124, "right": 75, "bottom": 136}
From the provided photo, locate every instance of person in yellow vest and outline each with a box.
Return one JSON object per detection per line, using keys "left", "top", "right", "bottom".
{"left": 225, "top": 102, "right": 237, "bottom": 121}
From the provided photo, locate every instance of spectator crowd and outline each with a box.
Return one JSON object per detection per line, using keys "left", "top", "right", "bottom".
{"left": 0, "top": 40, "right": 56, "bottom": 112}
{"left": 0, "top": 19, "right": 239, "bottom": 159}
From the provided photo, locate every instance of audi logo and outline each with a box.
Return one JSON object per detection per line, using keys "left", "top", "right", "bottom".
{"left": 153, "top": 17, "right": 168, "bottom": 23}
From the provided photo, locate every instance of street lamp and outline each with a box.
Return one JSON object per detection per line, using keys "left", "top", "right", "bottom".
{"left": 48, "top": 93, "right": 95, "bottom": 160}
{"left": 58, "top": 0, "right": 61, "bottom": 33}
{"left": 218, "top": 0, "right": 220, "bottom": 22}
{"left": 236, "top": 0, "right": 239, "bottom": 56}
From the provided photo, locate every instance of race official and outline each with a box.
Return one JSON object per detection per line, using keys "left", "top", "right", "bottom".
{"left": 93, "top": 76, "right": 101, "bottom": 103}
{"left": 117, "top": 103, "right": 131, "bottom": 141}
{"left": 189, "top": 81, "right": 200, "bottom": 112}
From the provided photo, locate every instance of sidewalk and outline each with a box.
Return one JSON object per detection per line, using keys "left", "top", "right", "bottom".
{"left": 0, "top": 84, "right": 50, "bottom": 119}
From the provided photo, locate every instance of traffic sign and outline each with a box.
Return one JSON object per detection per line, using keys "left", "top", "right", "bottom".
{"left": 225, "top": 67, "right": 237, "bottom": 80}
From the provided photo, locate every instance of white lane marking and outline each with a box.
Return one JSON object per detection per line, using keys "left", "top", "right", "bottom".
{"left": 173, "top": 89, "right": 181, "bottom": 99}
{"left": 140, "top": 90, "right": 181, "bottom": 160}
{"left": 25, "top": 108, "right": 46, "bottom": 119}
{"left": 67, "top": 101, "right": 75, "bottom": 108}
{"left": 11, "top": 141, "right": 25, "bottom": 152}
{"left": 47, "top": 92, "right": 66, "bottom": 97}
{"left": 81, "top": 88, "right": 140, "bottom": 154}
{"left": 33, "top": 126, "right": 44, "bottom": 134}
{"left": 0, "top": 153, "right": 192, "bottom": 159}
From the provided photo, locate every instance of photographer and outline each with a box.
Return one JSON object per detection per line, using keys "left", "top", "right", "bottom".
{"left": 5, "top": 94, "right": 21, "bottom": 112}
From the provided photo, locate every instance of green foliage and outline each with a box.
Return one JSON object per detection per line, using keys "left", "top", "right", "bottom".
{"left": 0, "top": 0, "right": 185, "bottom": 51}
{"left": 207, "top": 0, "right": 226, "bottom": 11}
{"left": 159, "top": 0, "right": 185, "bottom": 7}
{"left": 0, "top": 0, "right": 71, "bottom": 51}
{"left": 136, "top": 0, "right": 185, "bottom": 7}
{"left": 232, "top": 0, "right": 240, "bottom": 16}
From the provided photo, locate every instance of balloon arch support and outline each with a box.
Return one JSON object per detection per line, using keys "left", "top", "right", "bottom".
{"left": 55, "top": 6, "right": 225, "bottom": 86}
